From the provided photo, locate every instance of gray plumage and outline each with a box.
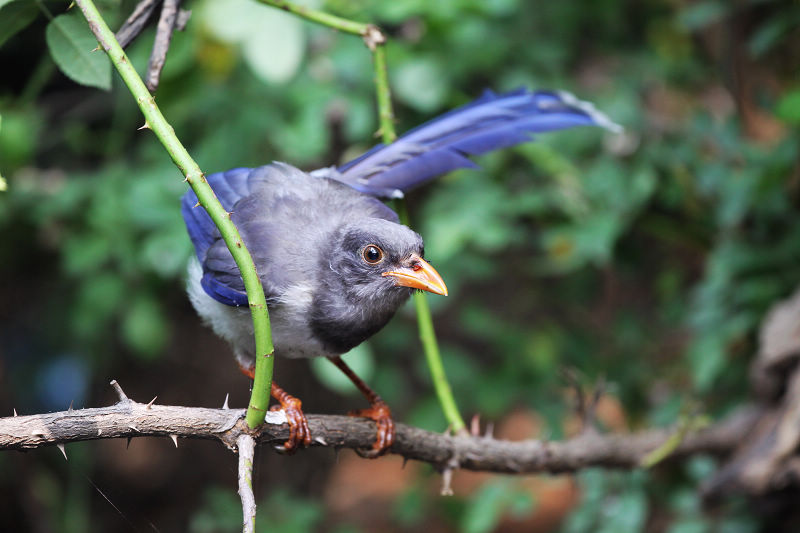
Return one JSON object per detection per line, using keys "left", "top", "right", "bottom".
{"left": 187, "top": 163, "right": 427, "bottom": 368}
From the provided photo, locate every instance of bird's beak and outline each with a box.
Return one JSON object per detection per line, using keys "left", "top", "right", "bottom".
{"left": 382, "top": 255, "right": 448, "bottom": 296}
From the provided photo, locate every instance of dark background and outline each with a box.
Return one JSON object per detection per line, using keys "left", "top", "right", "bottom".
{"left": 2, "top": 0, "right": 800, "bottom": 531}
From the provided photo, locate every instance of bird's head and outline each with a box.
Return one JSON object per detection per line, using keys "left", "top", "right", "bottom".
{"left": 322, "top": 218, "right": 447, "bottom": 306}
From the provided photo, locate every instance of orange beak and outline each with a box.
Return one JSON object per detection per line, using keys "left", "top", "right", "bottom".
{"left": 382, "top": 254, "right": 448, "bottom": 296}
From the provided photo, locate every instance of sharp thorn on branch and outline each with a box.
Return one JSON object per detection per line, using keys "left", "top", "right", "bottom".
{"left": 57, "top": 443, "right": 67, "bottom": 461}
{"left": 137, "top": 122, "right": 150, "bottom": 130}
{"left": 470, "top": 414, "right": 481, "bottom": 437}
{"left": 126, "top": 437, "right": 133, "bottom": 449}
{"left": 169, "top": 434, "right": 178, "bottom": 448}
{"left": 175, "top": 9, "right": 191, "bottom": 31}
{"left": 13, "top": 409, "right": 17, "bottom": 417}
{"left": 222, "top": 394, "right": 230, "bottom": 410}
{"left": 68, "top": 400, "right": 74, "bottom": 411}
{"left": 314, "top": 436, "right": 327, "bottom": 446}
{"left": 128, "top": 424, "right": 139, "bottom": 432}
{"left": 146, "top": 396, "right": 157, "bottom": 409}
{"left": 402, "top": 456, "right": 409, "bottom": 469}
{"left": 109, "top": 380, "right": 129, "bottom": 402}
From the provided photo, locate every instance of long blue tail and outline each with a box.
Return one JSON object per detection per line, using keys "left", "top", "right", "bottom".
{"left": 327, "top": 88, "right": 621, "bottom": 198}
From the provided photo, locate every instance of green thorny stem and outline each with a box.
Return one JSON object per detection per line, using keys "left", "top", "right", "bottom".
{"left": 259, "top": 0, "right": 466, "bottom": 433}
{"left": 73, "top": 0, "right": 274, "bottom": 429}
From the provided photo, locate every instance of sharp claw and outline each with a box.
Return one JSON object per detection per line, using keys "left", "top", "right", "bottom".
{"left": 270, "top": 385, "right": 311, "bottom": 453}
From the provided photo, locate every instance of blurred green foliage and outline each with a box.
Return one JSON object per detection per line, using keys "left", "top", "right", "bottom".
{"left": 2, "top": 0, "right": 800, "bottom": 531}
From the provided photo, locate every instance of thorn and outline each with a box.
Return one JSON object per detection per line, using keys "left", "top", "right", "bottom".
{"left": 402, "top": 456, "right": 409, "bottom": 469}
{"left": 68, "top": 400, "right": 74, "bottom": 412}
{"left": 97, "top": 429, "right": 102, "bottom": 436}
{"left": 13, "top": 408, "right": 17, "bottom": 417}
{"left": 169, "top": 434, "right": 178, "bottom": 448}
{"left": 470, "top": 414, "right": 480, "bottom": 437}
{"left": 57, "top": 443, "right": 68, "bottom": 461}
{"left": 109, "top": 380, "right": 129, "bottom": 402}
{"left": 91, "top": 45, "right": 100, "bottom": 52}
{"left": 126, "top": 437, "right": 132, "bottom": 449}
{"left": 193, "top": 201, "right": 201, "bottom": 208}
{"left": 137, "top": 122, "right": 150, "bottom": 131}
{"left": 146, "top": 396, "right": 157, "bottom": 409}
{"left": 314, "top": 436, "right": 327, "bottom": 446}
{"left": 128, "top": 424, "right": 139, "bottom": 432}
{"left": 222, "top": 394, "right": 230, "bottom": 410}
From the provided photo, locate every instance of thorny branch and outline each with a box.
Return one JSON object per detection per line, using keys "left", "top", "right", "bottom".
{"left": 0, "top": 380, "right": 761, "bottom": 475}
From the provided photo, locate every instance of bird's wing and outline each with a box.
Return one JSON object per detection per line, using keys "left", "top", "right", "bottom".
{"left": 182, "top": 166, "right": 279, "bottom": 307}
{"left": 182, "top": 164, "right": 397, "bottom": 307}
{"left": 318, "top": 88, "right": 621, "bottom": 198}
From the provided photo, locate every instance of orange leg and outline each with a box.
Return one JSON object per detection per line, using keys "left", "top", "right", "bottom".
{"left": 329, "top": 356, "right": 394, "bottom": 456}
{"left": 239, "top": 363, "right": 311, "bottom": 452}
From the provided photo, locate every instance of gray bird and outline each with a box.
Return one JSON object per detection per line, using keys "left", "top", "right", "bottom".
{"left": 182, "top": 89, "right": 619, "bottom": 453}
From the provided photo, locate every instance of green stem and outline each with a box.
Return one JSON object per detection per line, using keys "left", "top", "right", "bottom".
{"left": 395, "top": 201, "right": 466, "bottom": 433}
{"left": 73, "top": 0, "right": 274, "bottom": 429}
{"left": 372, "top": 45, "right": 395, "bottom": 144}
{"left": 254, "top": 0, "right": 369, "bottom": 35}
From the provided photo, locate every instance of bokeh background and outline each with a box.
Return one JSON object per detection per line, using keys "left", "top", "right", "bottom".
{"left": 2, "top": 0, "right": 800, "bottom": 531}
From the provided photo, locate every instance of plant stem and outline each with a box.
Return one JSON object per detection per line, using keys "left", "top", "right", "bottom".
{"left": 254, "top": 0, "right": 369, "bottom": 35}
{"left": 395, "top": 201, "right": 466, "bottom": 433}
{"left": 73, "top": 0, "right": 274, "bottom": 429}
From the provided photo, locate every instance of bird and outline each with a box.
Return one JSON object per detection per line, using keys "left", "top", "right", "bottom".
{"left": 181, "top": 88, "right": 620, "bottom": 454}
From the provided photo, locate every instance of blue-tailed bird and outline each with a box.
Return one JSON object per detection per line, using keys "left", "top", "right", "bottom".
{"left": 182, "top": 89, "right": 620, "bottom": 454}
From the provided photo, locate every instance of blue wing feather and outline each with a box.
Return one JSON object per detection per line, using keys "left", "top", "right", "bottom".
{"left": 333, "top": 88, "right": 620, "bottom": 197}
{"left": 182, "top": 167, "right": 256, "bottom": 306}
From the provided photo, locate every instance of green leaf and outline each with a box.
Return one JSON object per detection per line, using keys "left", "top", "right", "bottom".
{"left": 46, "top": 13, "right": 111, "bottom": 90}
{"left": 0, "top": 0, "right": 39, "bottom": 49}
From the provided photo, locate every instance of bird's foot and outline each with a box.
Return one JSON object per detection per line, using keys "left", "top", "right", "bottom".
{"left": 270, "top": 383, "right": 312, "bottom": 453}
{"left": 238, "top": 363, "right": 311, "bottom": 453}
{"left": 349, "top": 399, "right": 394, "bottom": 458}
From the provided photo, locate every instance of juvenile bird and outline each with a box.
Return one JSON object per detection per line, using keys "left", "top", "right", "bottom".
{"left": 182, "top": 89, "right": 619, "bottom": 454}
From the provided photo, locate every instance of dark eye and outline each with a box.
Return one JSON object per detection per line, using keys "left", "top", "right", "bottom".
{"left": 362, "top": 244, "right": 384, "bottom": 264}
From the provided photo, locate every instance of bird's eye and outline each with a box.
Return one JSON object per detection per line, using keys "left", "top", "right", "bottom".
{"left": 362, "top": 245, "right": 384, "bottom": 264}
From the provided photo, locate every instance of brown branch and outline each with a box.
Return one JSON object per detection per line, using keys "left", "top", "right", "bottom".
{"left": 0, "top": 392, "right": 761, "bottom": 474}
{"left": 146, "top": 0, "right": 180, "bottom": 92}
{"left": 115, "top": 0, "right": 161, "bottom": 49}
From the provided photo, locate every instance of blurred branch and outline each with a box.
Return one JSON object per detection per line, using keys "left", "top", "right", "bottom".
{"left": 115, "top": 0, "right": 160, "bottom": 48}
{"left": 0, "top": 386, "right": 761, "bottom": 474}
{"left": 145, "top": 0, "right": 179, "bottom": 92}
{"left": 113, "top": 0, "right": 192, "bottom": 91}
